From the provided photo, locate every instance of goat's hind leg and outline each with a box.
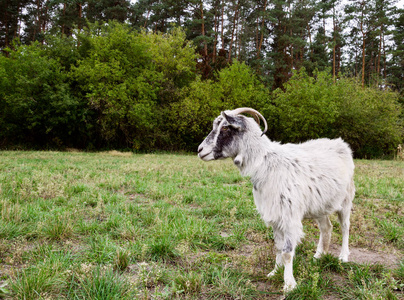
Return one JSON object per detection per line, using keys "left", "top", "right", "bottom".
{"left": 338, "top": 179, "right": 354, "bottom": 262}
{"left": 314, "top": 215, "right": 332, "bottom": 259}
{"left": 337, "top": 208, "right": 351, "bottom": 262}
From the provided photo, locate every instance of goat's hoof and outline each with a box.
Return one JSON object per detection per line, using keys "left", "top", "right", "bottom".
{"left": 267, "top": 270, "right": 277, "bottom": 277}
{"left": 283, "top": 280, "right": 297, "bottom": 292}
{"left": 339, "top": 255, "right": 349, "bottom": 262}
{"left": 313, "top": 252, "right": 322, "bottom": 259}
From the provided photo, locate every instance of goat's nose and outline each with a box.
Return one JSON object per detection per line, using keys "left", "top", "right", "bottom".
{"left": 198, "top": 145, "right": 203, "bottom": 153}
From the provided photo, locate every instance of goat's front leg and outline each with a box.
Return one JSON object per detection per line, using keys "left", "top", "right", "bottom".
{"left": 267, "top": 229, "right": 297, "bottom": 291}
{"left": 267, "top": 249, "right": 283, "bottom": 277}
{"left": 282, "top": 238, "right": 297, "bottom": 292}
{"left": 267, "top": 229, "right": 284, "bottom": 277}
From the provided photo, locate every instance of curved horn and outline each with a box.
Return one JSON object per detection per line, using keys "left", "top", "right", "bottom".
{"left": 230, "top": 107, "right": 268, "bottom": 135}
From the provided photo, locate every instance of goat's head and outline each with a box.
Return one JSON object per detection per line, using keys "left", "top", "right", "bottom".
{"left": 197, "top": 107, "right": 267, "bottom": 162}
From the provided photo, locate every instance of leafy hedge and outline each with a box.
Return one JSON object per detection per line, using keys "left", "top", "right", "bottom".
{"left": 0, "top": 23, "right": 402, "bottom": 157}
{"left": 267, "top": 69, "right": 403, "bottom": 158}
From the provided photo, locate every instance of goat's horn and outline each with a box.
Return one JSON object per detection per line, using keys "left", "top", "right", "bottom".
{"left": 231, "top": 107, "right": 268, "bottom": 135}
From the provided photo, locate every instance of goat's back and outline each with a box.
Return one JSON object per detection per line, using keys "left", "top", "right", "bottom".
{"left": 255, "top": 138, "right": 355, "bottom": 223}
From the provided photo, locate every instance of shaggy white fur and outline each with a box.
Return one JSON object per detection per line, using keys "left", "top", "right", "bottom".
{"left": 198, "top": 108, "right": 355, "bottom": 292}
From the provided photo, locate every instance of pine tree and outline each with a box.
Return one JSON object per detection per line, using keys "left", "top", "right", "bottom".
{"left": 389, "top": 8, "right": 404, "bottom": 93}
{"left": 0, "top": 0, "right": 25, "bottom": 51}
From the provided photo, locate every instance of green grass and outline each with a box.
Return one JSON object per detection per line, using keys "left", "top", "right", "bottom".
{"left": 0, "top": 151, "right": 403, "bottom": 299}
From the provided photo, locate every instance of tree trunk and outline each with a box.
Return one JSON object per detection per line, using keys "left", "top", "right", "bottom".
{"left": 14, "top": 2, "right": 21, "bottom": 39}
{"left": 257, "top": 0, "right": 267, "bottom": 59}
{"left": 33, "top": 0, "right": 41, "bottom": 41}
{"left": 212, "top": 4, "right": 218, "bottom": 63}
{"left": 77, "top": 2, "right": 82, "bottom": 48}
{"left": 382, "top": 33, "right": 386, "bottom": 79}
{"left": 62, "top": 3, "right": 66, "bottom": 35}
{"left": 221, "top": 4, "right": 225, "bottom": 51}
{"left": 307, "top": 24, "right": 313, "bottom": 58}
{"left": 200, "top": 1, "right": 208, "bottom": 59}
{"left": 42, "top": 5, "right": 48, "bottom": 44}
{"left": 361, "top": 33, "right": 365, "bottom": 88}
{"left": 377, "top": 24, "right": 383, "bottom": 77}
{"left": 4, "top": 1, "right": 9, "bottom": 48}
{"left": 228, "top": 1, "right": 239, "bottom": 62}
{"left": 332, "top": 7, "right": 336, "bottom": 82}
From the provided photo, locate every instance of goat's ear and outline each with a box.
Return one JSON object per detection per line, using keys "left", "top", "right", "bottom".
{"left": 221, "top": 111, "right": 242, "bottom": 130}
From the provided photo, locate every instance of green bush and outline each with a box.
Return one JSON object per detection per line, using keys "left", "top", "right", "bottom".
{"left": 0, "top": 42, "right": 83, "bottom": 148}
{"left": 269, "top": 69, "right": 339, "bottom": 142}
{"left": 267, "top": 68, "right": 403, "bottom": 158}
{"left": 333, "top": 78, "right": 403, "bottom": 158}
{"left": 168, "top": 60, "right": 269, "bottom": 151}
{"left": 0, "top": 26, "right": 402, "bottom": 156}
{"left": 70, "top": 23, "right": 199, "bottom": 150}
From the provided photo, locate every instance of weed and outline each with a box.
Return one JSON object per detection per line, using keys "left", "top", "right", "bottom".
{"left": 41, "top": 213, "right": 74, "bottom": 240}
{"left": 173, "top": 270, "right": 204, "bottom": 294}
{"left": 9, "top": 262, "right": 68, "bottom": 299}
{"left": 286, "top": 271, "right": 324, "bottom": 300}
{"left": 316, "top": 253, "right": 345, "bottom": 273}
{"left": 375, "top": 218, "right": 404, "bottom": 248}
{"left": 148, "top": 237, "right": 180, "bottom": 262}
{"left": 72, "top": 267, "right": 134, "bottom": 300}
{"left": 113, "top": 248, "right": 131, "bottom": 272}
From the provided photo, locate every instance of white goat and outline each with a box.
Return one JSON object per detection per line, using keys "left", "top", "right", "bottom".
{"left": 197, "top": 107, "right": 355, "bottom": 291}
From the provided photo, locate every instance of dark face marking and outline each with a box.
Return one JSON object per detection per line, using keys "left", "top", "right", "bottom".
{"left": 205, "top": 129, "right": 217, "bottom": 144}
{"left": 213, "top": 125, "right": 238, "bottom": 159}
{"left": 201, "top": 114, "right": 247, "bottom": 160}
{"left": 213, "top": 116, "right": 247, "bottom": 159}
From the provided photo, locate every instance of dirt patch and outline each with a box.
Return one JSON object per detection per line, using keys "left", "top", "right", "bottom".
{"left": 329, "top": 244, "right": 402, "bottom": 268}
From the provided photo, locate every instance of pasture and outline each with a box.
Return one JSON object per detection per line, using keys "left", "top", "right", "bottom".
{"left": 0, "top": 151, "right": 403, "bottom": 299}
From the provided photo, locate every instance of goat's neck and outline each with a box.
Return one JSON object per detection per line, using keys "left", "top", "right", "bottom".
{"left": 235, "top": 134, "right": 278, "bottom": 178}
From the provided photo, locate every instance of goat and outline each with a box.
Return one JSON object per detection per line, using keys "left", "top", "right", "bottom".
{"left": 197, "top": 107, "right": 355, "bottom": 291}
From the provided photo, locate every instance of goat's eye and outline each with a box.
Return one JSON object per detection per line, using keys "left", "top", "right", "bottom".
{"left": 221, "top": 126, "right": 229, "bottom": 131}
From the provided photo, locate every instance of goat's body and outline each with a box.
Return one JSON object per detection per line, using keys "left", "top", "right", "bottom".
{"left": 244, "top": 138, "right": 354, "bottom": 227}
{"left": 198, "top": 108, "right": 355, "bottom": 291}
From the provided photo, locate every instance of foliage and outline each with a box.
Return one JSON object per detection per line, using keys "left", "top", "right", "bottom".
{"left": 70, "top": 23, "right": 199, "bottom": 150}
{"left": 169, "top": 60, "right": 269, "bottom": 150}
{"left": 333, "top": 77, "right": 403, "bottom": 158}
{"left": 71, "top": 22, "right": 163, "bottom": 149}
{"left": 269, "top": 68, "right": 339, "bottom": 142}
{"left": 217, "top": 60, "right": 268, "bottom": 110}
{"left": 268, "top": 68, "right": 403, "bottom": 157}
{"left": 0, "top": 42, "right": 83, "bottom": 148}
{"left": 0, "top": 22, "right": 402, "bottom": 156}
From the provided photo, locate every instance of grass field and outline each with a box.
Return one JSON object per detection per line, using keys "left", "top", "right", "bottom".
{"left": 0, "top": 151, "right": 403, "bottom": 299}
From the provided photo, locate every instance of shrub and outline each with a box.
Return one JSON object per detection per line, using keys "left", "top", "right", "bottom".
{"left": 269, "top": 69, "right": 339, "bottom": 143}
{"left": 169, "top": 60, "right": 269, "bottom": 151}
{"left": 0, "top": 43, "right": 83, "bottom": 148}
{"left": 333, "top": 77, "right": 403, "bottom": 158}
{"left": 267, "top": 69, "right": 403, "bottom": 158}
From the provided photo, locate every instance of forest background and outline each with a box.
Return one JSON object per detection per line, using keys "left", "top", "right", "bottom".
{"left": 0, "top": 0, "right": 403, "bottom": 158}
